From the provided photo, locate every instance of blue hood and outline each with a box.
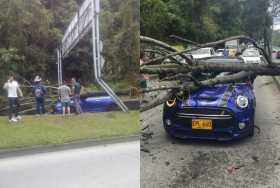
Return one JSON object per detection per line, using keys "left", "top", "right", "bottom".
{"left": 187, "top": 85, "right": 229, "bottom": 107}
{"left": 178, "top": 83, "right": 254, "bottom": 112}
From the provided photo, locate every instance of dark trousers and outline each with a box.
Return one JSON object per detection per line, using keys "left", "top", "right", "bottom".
{"left": 73, "top": 95, "right": 83, "bottom": 114}
{"left": 8, "top": 98, "right": 20, "bottom": 120}
{"left": 36, "top": 97, "right": 45, "bottom": 114}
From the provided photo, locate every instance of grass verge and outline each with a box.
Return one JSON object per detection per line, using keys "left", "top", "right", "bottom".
{"left": 0, "top": 111, "right": 139, "bottom": 150}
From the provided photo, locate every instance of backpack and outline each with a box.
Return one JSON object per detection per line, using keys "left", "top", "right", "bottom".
{"left": 35, "top": 86, "right": 44, "bottom": 98}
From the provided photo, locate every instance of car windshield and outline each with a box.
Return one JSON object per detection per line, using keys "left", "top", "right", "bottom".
{"left": 192, "top": 48, "right": 210, "bottom": 55}
{"left": 242, "top": 50, "right": 259, "bottom": 57}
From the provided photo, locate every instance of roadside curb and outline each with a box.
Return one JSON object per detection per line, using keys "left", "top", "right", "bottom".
{"left": 272, "top": 76, "right": 280, "bottom": 91}
{"left": 0, "top": 134, "right": 139, "bottom": 159}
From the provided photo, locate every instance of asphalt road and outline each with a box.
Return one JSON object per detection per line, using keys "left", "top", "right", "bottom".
{"left": 0, "top": 140, "right": 140, "bottom": 188}
{"left": 141, "top": 76, "right": 280, "bottom": 188}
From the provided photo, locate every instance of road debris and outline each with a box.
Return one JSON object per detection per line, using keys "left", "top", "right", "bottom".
{"left": 140, "top": 146, "right": 150, "bottom": 153}
{"left": 227, "top": 164, "right": 245, "bottom": 174}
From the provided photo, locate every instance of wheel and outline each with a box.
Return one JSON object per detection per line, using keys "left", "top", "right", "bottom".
{"left": 249, "top": 121, "right": 255, "bottom": 137}
{"left": 248, "top": 124, "right": 255, "bottom": 137}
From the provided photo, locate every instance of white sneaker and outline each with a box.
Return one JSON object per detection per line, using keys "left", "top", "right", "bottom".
{"left": 11, "top": 118, "right": 18, "bottom": 122}
{"left": 16, "top": 116, "right": 22, "bottom": 120}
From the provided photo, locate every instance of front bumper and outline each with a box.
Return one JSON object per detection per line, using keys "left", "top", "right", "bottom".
{"left": 163, "top": 107, "right": 254, "bottom": 141}
{"left": 164, "top": 125, "right": 253, "bottom": 141}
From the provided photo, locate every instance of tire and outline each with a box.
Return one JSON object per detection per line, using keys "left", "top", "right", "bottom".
{"left": 249, "top": 124, "right": 255, "bottom": 137}
{"left": 163, "top": 123, "right": 176, "bottom": 139}
{"left": 249, "top": 127, "right": 255, "bottom": 137}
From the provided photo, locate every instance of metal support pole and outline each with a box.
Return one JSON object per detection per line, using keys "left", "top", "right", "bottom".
{"left": 60, "top": 49, "right": 63, "bottom": 85}
{"left": 91, "top": 0, "right": 128, "bottom": 112}
{"left": 57, "top": 48, "right": 63, "bottom": 86}
{"left": 57, "top": 49, "right": 59, "bottom": 86}
{"left": 95, "top": 0, "right": 101, "bottom": 77}
{"left": 57, "top": 49, "right": 61, "bottom": 86}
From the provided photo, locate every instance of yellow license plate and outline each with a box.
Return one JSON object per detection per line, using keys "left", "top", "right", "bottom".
{"left": 192, "top": 119, "right": 213, "bottom": 130}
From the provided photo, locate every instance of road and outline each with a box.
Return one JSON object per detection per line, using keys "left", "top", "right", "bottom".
{"left": 0, "top": 140, "right": 140, "bottom": 188}
{"left": 141, "top": 76, "right": 280, "bottom": 188}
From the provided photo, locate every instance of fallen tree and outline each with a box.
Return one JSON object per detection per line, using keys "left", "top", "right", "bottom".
{"left": 141, "top": 62, "right": 280, "bottom": 75}
{"left": 140, "top": 35, "right": 279, "bottom": 112}
{"left": 144, "top": 35, "right": 272, "bottom": 65}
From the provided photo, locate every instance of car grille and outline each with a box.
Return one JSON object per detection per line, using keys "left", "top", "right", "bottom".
{"left": 173, "top": 107, "right": 235, "bottom": 129}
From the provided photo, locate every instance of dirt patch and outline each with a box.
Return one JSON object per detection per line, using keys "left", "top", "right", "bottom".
{"left": 169, "top": 151, "right": 229, "bottom": 188}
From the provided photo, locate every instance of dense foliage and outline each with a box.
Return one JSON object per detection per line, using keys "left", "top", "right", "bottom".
{"left": 141, "top": 0, "right": 275, "bottom": 44}
{"left": 0, "top": 0, "right": 139, "bottom": 88}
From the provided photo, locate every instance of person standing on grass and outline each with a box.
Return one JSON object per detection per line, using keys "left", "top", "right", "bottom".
{"left": 58, "top": 81, "right": 71, "bottom": 116}
{"left": 71, "top": 77, "right": 83, "bottom": 114}
{"left": 33, "top": 75, "right": 47, "bottom": 115}
{"left": 3, "top": 75, "right": 23, "bottom": 123}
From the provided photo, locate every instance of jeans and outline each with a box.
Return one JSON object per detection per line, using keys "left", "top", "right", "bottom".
{"left": 36, "top": 97, "right": 45, "bottom": 114}
{"left": 73, "top": 95, "right": 83, "bottom": 114}
{"left": 8, "top": 98, "right": 20, "bottom": 120}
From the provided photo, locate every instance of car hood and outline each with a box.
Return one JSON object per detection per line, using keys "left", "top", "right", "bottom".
{"left": 178, "top": 83, "right": 253, "bottom": 111}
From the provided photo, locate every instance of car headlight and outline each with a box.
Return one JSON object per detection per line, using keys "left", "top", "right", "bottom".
{"left": 166, "top": 98, "right": 176, "bottom": 107}
{"left": 236, "top": 95, "right": 249, "bottom": 109}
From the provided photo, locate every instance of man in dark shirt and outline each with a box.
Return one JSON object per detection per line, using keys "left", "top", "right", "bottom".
{"left": 71, "top": 77, "right": 83, "bottom": 114}
{"left": 33, "top": 75, "right": 47, "bottom": 115}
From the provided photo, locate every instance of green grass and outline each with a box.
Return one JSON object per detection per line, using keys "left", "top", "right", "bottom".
{"left": 0, "top": 111, "right": 139, "bottom": 150}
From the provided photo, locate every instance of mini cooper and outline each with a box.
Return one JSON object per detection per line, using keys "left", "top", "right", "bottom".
{"left": 163, "top": 58, "right": 256, "bottom": 141}
{"left": 54, "top": 95, "right": 138, "bottom": 113}
{"left": 54, "top": 96, "right": 116, "bottom": 113}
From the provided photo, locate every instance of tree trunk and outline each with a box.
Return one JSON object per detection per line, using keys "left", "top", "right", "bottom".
{"left": 141, "top": 62, "right": 280, "bottom": 76}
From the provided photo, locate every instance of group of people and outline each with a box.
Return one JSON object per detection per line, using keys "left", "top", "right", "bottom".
{"left": 58, "top": 78, "right": 83, "bottom": 116}
{"left": 2, "top": 75, "right": 83, "bottom": 123}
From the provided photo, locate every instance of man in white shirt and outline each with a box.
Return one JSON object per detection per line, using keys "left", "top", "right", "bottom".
{"left": 3, "top": 75, "right": 23, "bottom": 122}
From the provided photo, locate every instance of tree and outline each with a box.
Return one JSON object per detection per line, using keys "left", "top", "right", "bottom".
{"left": 271, "top": 0, "right": 280, "bottom": 17}
{"left": 140, "top": 0, "right": 170, "bottom": 39}
{"left": 140, "top": 36, "right": 280, "bottom": 112}
{"left": 0, "top": 0, "right": 58, "bottom": 80}
{"left": 0, "top": 0, "right": 138, "bottom": 86}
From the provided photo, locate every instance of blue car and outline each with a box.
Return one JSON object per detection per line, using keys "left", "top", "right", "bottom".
{"left": 163, "top": 61, "right": 256, "bottom": 141}
{"left": 54, "top": 95, "right": 139, "bottom": 113}
{"left": 54, "top": 96, "right": 117, "bottom": 113}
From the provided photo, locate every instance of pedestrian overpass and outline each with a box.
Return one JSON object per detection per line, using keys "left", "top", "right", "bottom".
{"left": 56, "top": 0, "right": 128, "bottom": 112}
